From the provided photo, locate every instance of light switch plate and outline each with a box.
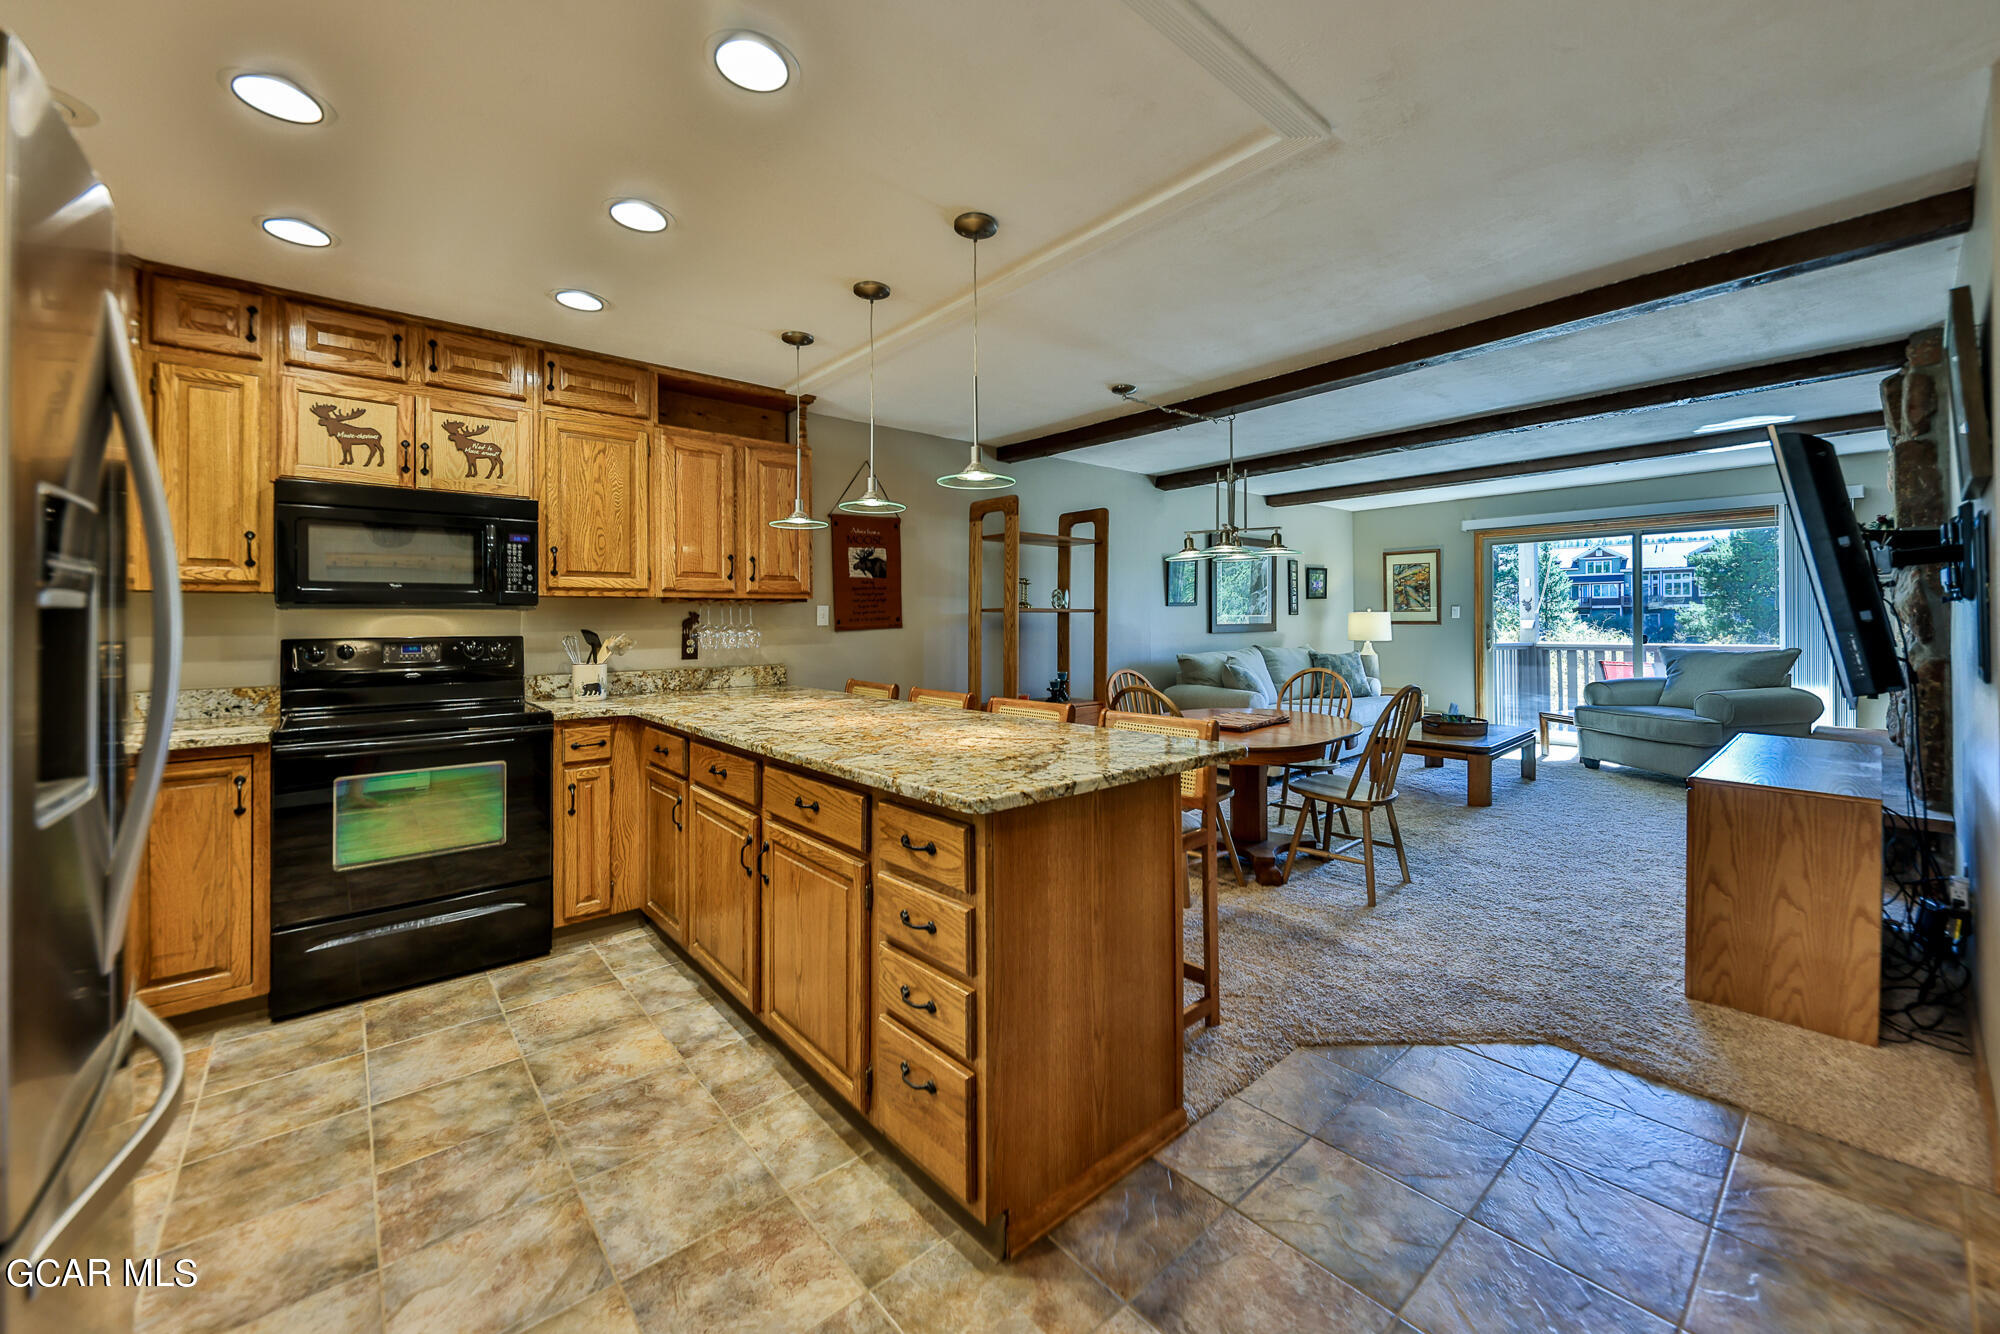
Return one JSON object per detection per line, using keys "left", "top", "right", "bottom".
{"left": 816, "top": 605, "right": 830, "bottom": 627}
{"left": 1451, "top": 605, "right": 1461, "bottom": 619}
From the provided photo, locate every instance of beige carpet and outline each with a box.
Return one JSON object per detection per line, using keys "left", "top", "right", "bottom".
{"left": 1180, "top": 751, "right": 1993, "bottom": 1188}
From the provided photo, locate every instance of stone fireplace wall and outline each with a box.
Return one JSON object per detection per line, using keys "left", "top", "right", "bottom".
{"left": 1880, "top": 327, "right": 1953, "bottom": 807}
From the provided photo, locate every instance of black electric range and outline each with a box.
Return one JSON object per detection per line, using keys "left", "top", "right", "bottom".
{"left": 268, "top": 636, "right": 552, "bottom": 1018}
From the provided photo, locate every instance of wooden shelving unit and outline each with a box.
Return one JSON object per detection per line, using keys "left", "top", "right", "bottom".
{"left": 968, "top": 496, "right": 1108, "bottom": 709}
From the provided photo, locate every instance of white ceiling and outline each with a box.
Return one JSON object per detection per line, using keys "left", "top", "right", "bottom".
{"left": 11, "top": 0, "right": 1997, "bottom": 504}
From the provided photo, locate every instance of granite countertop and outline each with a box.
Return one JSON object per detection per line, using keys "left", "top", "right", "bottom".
{"left": 538, "top": 687, "right": 1244, "bottom": 815}
{"left": 126, "top": 687, "right": 278, "bottom": 753}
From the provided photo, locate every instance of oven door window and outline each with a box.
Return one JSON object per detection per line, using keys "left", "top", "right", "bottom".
{"left": 332, "top": 760, "right": 506, "bottom": 870}
{"left": 302, "top": 518, "right": 481, "bottom": 587}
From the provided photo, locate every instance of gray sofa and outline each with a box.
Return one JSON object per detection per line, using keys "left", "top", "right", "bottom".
{"left": 1159, "top": 644, "right": 1392, "bottom": 757}
{"left": 1575, "top": 647, "right": 1824, "bottom": 779}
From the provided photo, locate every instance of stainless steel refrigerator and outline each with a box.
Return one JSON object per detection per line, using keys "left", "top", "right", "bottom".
{"left": 0, "top": 34, "right": 187, "bottom": 1334}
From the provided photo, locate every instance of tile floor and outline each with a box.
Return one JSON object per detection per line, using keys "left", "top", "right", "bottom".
{"left": 126, "top": 918, "right": 2000, "bottom": 1333}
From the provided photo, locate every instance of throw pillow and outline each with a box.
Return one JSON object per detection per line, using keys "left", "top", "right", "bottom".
{"left": 1220, "top": 649, "right": 1279, "bottom": 703}
{"left": 1657, "top": 647, "right": 1801, "bottom": 709}
{"left": 1311, "top": 650, "right": 1376, "bottom": 698}
{"left": 1175, "top": 651, "right": 1231, "bottom": 689}
{"left": 1257, "top": 644, "right": 1314, "bottom": 696}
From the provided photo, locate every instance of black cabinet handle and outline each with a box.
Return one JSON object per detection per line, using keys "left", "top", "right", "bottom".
{"left": 242, "top": 530, "right": 257, "bottom": 569}
{"left": 898, "top": 985, "right": 937, "bottom": 1016}
{"left": 726, "top": 553, "right": 735, "bottom": 581}
{"left": 428, "top": 338, "right": 439, "bottom": 373}
{"left": 569, "top": 738, "right": 608, "bottom": 751}
{"left": 898, "top": 909, "right": 937, "bottom": 935}
{"left": 399, "top": 440, "right": 411, "bottom": 475}
{"left": 793, "top": 796, "right": 819, "bottom": 814}
{"left": 670, "top": 793, "right": 682, "bottom": 831}
{"left": 760, "top": 839, "right": 770, "bottom": 886}
{"left": 738, "top": 835, "right": 752, "bottom": 877}
{"left": 245, "top": 304, "right": 258, "bottom": 344}
{"left": 708, "top": 763, "right": 728, "bottom": 779}
{"left": 567, "top": 782, "right": 577, "bottom": 816}
{"left": 899, "top": 1061, "right": 937, "bottom": 1095}
{"left": 653, "top": 744, "right": 675, "bottom": 758}
{"left": 899, "top": 834, "right": 938, "bottom": 856}
{"left": 546, "top": 359, "right": 556, "bottom": 393}
{"left": 419, "top": 440, "right": 430, "bottom": 476}
{"left": 232, "top": 775, "right": 246, "bottom": 816}
{"left": 549, "top": 545, "right": 559, "bottom": 578}
{"left": 392, "top": 333, "right": 402, "bottom": 368}
{"left": 750, "top": 555, "right": 757, "bottom": 582}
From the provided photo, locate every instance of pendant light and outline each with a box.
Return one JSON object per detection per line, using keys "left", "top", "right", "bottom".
{"left": 1110, "top": 383, "right": 1307, "bottom": 562}
{"left": 835, "top": 280, "right": 906, "bottom": 515}
{"left": 1198, "top": 417, "right": 1248, "bottom": 558}
{"left": 769, "top": 330, "right": 828, "bottom": 531}
{"left": 936, "top": 212, "right": 1015, "bottom": 491}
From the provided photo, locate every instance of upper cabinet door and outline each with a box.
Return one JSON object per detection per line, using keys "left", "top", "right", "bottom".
{"left": 284, "top": 302, "right": 410, "bottom": 382}
{"left": 540, "top": 411, "right": 651, "bottom": 592}
{"left": 146, "top": 275, "right": 263, "bottom": 360}
{"left": 151, "top": 361, "right": 266, "bottom": 587}
{"left": 742, "top": 442, "right": 812, "bottom": 598}
{"left": 541, "top": 350, "right": 654, "bottom": 419}
{"left": 656, "top": 429, "right": 736, "bottom": 595}
{"left": 278, "top": 373, "right": 414, "bottom": 487}
{"left": 415, "top": 393, "right": 534, "bottom": 498}
{"left": 419, "top": 327, "right": 530, "bottom": 399}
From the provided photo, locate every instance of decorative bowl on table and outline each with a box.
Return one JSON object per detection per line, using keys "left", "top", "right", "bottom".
{"left": 1421, "top": 713, "right": 1488, "bottom": 738}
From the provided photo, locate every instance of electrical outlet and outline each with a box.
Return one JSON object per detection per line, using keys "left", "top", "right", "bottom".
{"left": 1451, "top": 605, "right": 1461, "bottom": 619}
{"left": 816, "top": 605, "right": 830, "bottom": 627}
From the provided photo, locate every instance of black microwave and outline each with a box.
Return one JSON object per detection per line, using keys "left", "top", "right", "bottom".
{"left": 273, "top": 479, "right": 538, "bottom": 608}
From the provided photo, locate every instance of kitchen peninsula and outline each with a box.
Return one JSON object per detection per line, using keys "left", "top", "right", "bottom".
{"left": 536, "top": 686, "right": 1238, "bottom": 1254}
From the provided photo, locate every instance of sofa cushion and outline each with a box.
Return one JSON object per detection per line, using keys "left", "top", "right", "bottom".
{"left": 1656, "top": 647, "right": 1800, "bottom": 709}
{"left": 1258, "top": 644, "right": 1314, "bottom": 696}
{"left": 1574, "top": 703, "right": 1726, "bottom": 747}
{"left": 1220, "top": 649, "right": 1279, "bottom": 701}
{"left": 1310, "top": 651, "right": 1376, "bottom": 698}
{"left": 1175, "top": 650, "right": 1232, "bottom": 689}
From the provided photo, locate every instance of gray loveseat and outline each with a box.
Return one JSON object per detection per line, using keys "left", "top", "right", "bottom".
{"left": 1575, "top": 647, "right": 1824, "bottom": 779}
{"left": 1159, "top": 644, "right": 1392, "bottom": 758}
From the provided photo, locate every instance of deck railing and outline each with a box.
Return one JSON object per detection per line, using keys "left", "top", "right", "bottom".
{"left": 1487, "top": 641, "right": 1775, "bottom": 727}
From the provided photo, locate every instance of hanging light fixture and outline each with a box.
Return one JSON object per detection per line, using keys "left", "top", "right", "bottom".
{"left": 1110, "top": 384, "right": 1305, "bottom": 561}
{"left": 769, "top": 330, "right": 828, "bottom": 531}
{"left": 937, "top": 211, "right": 1015, "bottom": 491}
{"left": 835, "top": 281, "right": 907, "bottom": 515}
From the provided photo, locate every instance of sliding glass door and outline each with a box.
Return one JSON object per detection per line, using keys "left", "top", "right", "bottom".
{"left": 1477, "top": 508, "right": 1779, "bottom": 729}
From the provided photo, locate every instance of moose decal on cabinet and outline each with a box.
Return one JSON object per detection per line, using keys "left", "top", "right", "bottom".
{"left": 442, "top": 421, "right": 506, "bottom": 479}
{"left": 308, "top": 402, "right": 386, "bottom": 468}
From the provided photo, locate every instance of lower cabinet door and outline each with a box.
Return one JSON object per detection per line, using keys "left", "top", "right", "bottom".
{"left": 557, "top": 762, "right": 613, "bottom": 923}
{"left": 128, "top": 750, "right": 266, "bottom": 1016}
{"left": 759, "top": 824, "right": 868, "bottom": 1105}
{"left": 688, "top": 786, "right": 759, "bottom": 1008}
{"left": 643, "top": 766, "right": 688, "bottom": 942}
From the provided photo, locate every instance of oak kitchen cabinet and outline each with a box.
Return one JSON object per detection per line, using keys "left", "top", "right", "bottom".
{"left": 127, "top": 747, "right": 268, "bottom": 1017}
{"left": 146, "top": 273, "right": 263, "bottom": 360}
{"left": 642, "top": 758, "right": 689, "bottom": 944}
{"left": 542, "top": 348, "right": 654, "bottom": 418}
{"left": 135, "top": 358, "right": 268, "bottom": 590}
{"left": 556, "top": 744, "right": 614, "bottom": 925}
{"left": 278, "top": 372, "right": 535, "bottom": 498}
{"left": 541, "top": 410, "right": 652, "bottom": 592}
{"left": 655, "top": 426, "right": 812, "bottom": 599}
{"left": 687, "top": 783, "right": 760, "bottom": 1009}
{"left": 759, "top": 817, "right": 869, "bottom": 1106}
{"left": 285, "top": 302, "right": 534, "bottom": 401}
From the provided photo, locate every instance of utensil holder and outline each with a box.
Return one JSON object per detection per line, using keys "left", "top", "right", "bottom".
{"left": 571, "top": 664, "right": 610, "bottom": 700}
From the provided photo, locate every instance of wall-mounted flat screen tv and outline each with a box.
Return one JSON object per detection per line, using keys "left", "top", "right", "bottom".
{"left": 1770, "top": 429, "right": 1904, "bottom": 702}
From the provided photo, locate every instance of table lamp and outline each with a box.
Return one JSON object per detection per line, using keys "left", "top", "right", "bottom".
{"left": 1348, "top": 610, "right": 1392, "bottom": 675}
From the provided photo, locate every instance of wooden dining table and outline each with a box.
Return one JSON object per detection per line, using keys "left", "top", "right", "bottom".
{"left": 1183, "top": 708, "right": 1364, "bottom": 885}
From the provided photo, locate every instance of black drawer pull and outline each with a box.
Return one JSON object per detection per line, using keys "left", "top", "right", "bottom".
{"left": 750, "top": 554, "right": 757, "bottom": 582}
{"left": 726, "top": 553, "right": 735, "bottom": 580}
{"left": 399, "top": 440, "right": 412, "bottom": 475}
{"left": 392, "top": 332, "right": 402, "bottom": 368}
{"left": 898, "top": 985, "right": 937, "bottom": 1015}
{"left": 898, "top": 909, "right": 937, "bottom": 935}
{"left": 899, "top": 1061, "right": 937, "bottom": 1095}
{"left": 569, "top": 738, "right": 608, "bottom": 750}
{"left": 670, "top": 793, "right": 682, "bottom": 831}
{"left": 243, "top": 530, "right": 257, "bottom": 569}
{"left": 899, "top": 834, "right": 938, "bottom": 856}
{"left": 760, "top": 839, "right": 770, "bottom": 886}
{"left": 549, "top": 545, "right": 559, "bottom": 577}
{"left": 232, "top": 774, "right": 247, "bottom": 816}
{"left": 418, "top": 440, "right": 430, "bottom": 476}
{"left": 566, "top": 782, "right": 577, "bottom": 816}
{"left": 245, "top": 304, "right": 258, "bottom": 343}
{"left": 708, "top": 763, "right": 728, "bottom": 779}
{"left": 653, "top": 744, "right": 675, "bottom": 757}
{"left": 738, "top": 835, "right": 752, "bottom": 877}
{"left": 428, "top": 338, "right": 439, "bottom": 373}
{"left": 793, "top": 796, "right": 819, "bottom": 814}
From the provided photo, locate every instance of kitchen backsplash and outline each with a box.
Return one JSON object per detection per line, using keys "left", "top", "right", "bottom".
{"left": 130, "top": 685, "right": 279, "bottom": 722}
{"left": 527, "top": 664, "right": 787, "bottom": 699}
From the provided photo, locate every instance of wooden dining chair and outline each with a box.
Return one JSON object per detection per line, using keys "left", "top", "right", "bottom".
{"left": 985, "top": 696, "right": 1075, "bottom": 723}
{"left": 1106, "top": 667, "right": 1154, "bottom": 702}
{"left": 1281, "top": 685, "right": 1423, "bottom": 905}
{"left": 845, "top": 679, "right": 900, "bottom": 700}
{"left": 1101, "top": 684, "right": 1246, "bottom": 883}
{"left": 1101, "top": 708, "right": 1226, "bottom": 1030}
{"left": 1274, "top": 668, "right": 1354, "bottom": 833}
{"left": 908, "top": 687, "right": 973, "bottom": 709}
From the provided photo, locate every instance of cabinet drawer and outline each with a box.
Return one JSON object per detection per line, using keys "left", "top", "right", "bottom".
{"left": 873, "top": 1016, "right": 977, "bottom": 1205}
{"left": 877, "top": 942, "right": 975, "bottom": 1062}
{"left": 146, "top": 274, "right": 263, "bottom": 359}
{"left": 285, "top": 302, "right": 410, "bottom": 381}
{"left": 874, "top": 803, "right": 972, "bottom": 893}
{"left": 874, "top": 870, "right": 975, "bottom": 978}
{"left": 541, "top": 349, "right": 653, "bottom": 418}
{"left": 419, "top": 326, "right": 529, "bottom": 398}
{"left": 644, "top": 728, "right": 687, "bottom": 777}
{"left": 559, "top": 724, "right": 615, "bottom": 763}
{"left": 765, "top": 766, "right": 865, "bottom": 853}
{"left": 692, "top": 742, "right": 757, "bottom": 806}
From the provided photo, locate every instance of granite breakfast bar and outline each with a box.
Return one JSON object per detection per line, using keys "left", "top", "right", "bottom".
{"left": 536, "top": 687, "right": 1240, "bottom": 1255}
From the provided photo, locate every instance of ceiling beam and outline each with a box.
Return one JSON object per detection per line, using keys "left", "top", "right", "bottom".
{"left": 1149, "top": 341, "right": 1906, "bottom": 490}
{"left": 1263, "top": 412, "right": 1885, "bottom": 507}
{"left": 993, "top": 188, "right": 1970, "bottom": 463}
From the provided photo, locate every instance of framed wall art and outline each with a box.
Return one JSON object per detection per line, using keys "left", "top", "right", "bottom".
{"left": 1383, "top": 547, "right": 1441, "bottom": 625}
{"left": 1163, "top": 558, "right": 1198, "bottom": 607}
{"left": 1305, "top": 565, "right": 1328, "bottom": 600}
{"left": 1208, "top": 537, "right": 1276, "bottom": 634}
{"left": 1287, "top": 559, "right": 1300, "bottom": 615}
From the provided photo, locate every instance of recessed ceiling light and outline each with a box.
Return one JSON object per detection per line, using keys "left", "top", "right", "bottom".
{"left": 228, "top": 73, "right": 325, "bottom": 124}
{"left": 553, "top": 289, "right": 605, "bottom": 312}
{"left": 713, "top": 33, "right": 792, "bottom": 92}
{"left": 608, "top": 198, "right": 670, "bottom": 233}
{"left": 1694, "top": 413, "right": 1796, "bottom": 435}
{"left": 260, "top": 216, "right": 333, "bottom": 247}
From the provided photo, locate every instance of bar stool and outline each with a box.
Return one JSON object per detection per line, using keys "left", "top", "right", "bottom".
{"left": 908, "top": 687, "right": 973, "bottom": 709}
{"left": 985, "top": 697, "right": 1075, "bottom": 723}
{"left": 845, "top": 679, "right": 899, "bottom": 700}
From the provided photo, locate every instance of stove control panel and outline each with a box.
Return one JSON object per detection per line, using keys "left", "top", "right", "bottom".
{"left": 283, "top": 637, "right": 522, "bottom": 676}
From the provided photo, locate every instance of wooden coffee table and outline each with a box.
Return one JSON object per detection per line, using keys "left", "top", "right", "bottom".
{"left": 1406, "top": 725, "right": 1537, "bottom": 807}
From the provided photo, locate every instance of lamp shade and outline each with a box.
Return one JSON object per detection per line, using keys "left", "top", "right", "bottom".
{"left": 1348, "top": 611, "right": 1392, "bottom": 644}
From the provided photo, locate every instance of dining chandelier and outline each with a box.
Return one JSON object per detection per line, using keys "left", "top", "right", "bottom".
{"left": 1118, "top": 385, "right": 1298, "bottom": 561}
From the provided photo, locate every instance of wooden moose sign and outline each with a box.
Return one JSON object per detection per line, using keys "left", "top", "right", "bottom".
{"left": 308, "top": 403, "right": 386, "bottom": 468}
{"left": 442, "top": 421, "right": 506, "bottom": 480}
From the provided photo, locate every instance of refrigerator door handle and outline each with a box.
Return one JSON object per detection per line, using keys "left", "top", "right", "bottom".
{"left": 20, "top": 1001, "right": 184, "bottom": 1286}
{"left": 99, "top": 291, "right": 182, "bottom": 973}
